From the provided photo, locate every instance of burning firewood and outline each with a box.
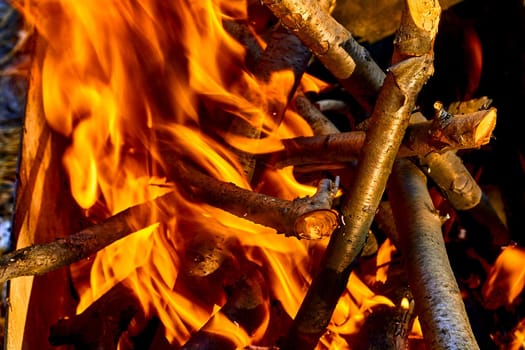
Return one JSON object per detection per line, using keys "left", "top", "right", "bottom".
{"left": 261, "top": 0, "right": 384, "bottom": 113}
{"left": 388, "top": 158, "right": 480, "bottom": 349}
{"left": 279, "top": 1, "right": 441, "bottom": 348}
{"left": 0, "top": 169, "right": 338, "bottom": 284}
{"left": 5, "top": 0, "right": 515, "bottom": 347}
{"left": 262, "top": 0, "right": 504, "bottom": 247}
{"left": 266, "top": 107, "right": 497, "bottom": 168}
{"left": 169, "top": 163, "right": 339, "bottom": 240}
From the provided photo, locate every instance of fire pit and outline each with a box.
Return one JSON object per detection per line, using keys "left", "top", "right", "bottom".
{"left": 2, "top": 0, "right": 524, "bottom": 349}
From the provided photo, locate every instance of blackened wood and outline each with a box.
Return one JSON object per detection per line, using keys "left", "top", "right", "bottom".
{"left": 49, "top": 282, "right": 141, "bottom": 350}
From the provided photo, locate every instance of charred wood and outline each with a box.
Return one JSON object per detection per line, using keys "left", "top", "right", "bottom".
{"left": 48, "top": 282, "right": 142, "bottom": 350}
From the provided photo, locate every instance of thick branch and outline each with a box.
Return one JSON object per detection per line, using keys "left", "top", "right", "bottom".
{"left": 268, "top": 108, "right": 496, "bottom": 167}
{"left": 261, "top": 0, "right": 385, "bottom": 112}
{"left": 388, "top": 158, "right": 480, "bottom": 350}
{"left": 282, "top": 2, "right": 440, "bottom": 347}
{"left": 171, "top": 164, "right": 339, "bottom": 240}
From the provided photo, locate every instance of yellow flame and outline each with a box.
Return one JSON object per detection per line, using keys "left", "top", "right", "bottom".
{"left": 483, "top": 246, "right": 525, "bottom": 309}
{"left": 19, "top": 0, "right": 398, "bottom": 347}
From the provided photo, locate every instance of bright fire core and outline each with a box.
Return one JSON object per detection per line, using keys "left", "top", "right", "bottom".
{"left": 22, "top": 0, "right": 406, "bottom": 348}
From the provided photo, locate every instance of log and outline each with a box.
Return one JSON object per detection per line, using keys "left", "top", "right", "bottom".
{"left": 388, "top": 158, "right": 480, "bottom": 349}
{"left": 267, "top": 108, "right": 496, "bottom": 168}
{"left": 281, "top": 1, "right": 440, "bottom": 347}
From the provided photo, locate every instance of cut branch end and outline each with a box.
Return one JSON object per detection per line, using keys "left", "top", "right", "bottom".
{"left": 474, "top": 108, "right": 497, "bottom": 145}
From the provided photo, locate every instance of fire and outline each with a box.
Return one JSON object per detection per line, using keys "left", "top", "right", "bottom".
{"left": 18, "top": 0, "right": 396, "bottom": 347}
{"left": 483, "top": 246, "right": 525, "bottom": 310}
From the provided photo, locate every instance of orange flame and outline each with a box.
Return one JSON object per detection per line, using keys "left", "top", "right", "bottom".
{"left": 483, "top": 246, "right": 525, "bottom": 310}
{"left": 19, "top": 0, "right": 395, "bottom": 347}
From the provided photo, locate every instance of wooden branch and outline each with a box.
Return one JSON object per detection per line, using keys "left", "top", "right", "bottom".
{"left": 0, "top": 191, "right": 177, "bottom": 285}
{"left": 266, "top": 108, "right": 496, "bottom": 168}
{"left": 261, "top": 0, "right": 385, "bottom": 113}
{"left": 182, "top": 266, "right": 268, "bottom": 349}
{"left": 388, "top": 158, "right": 480, "bottom": 350}
{"left": 281, "top": 2, "right": 440, "bottom": 348}
{"left": 227, "top": 24, "right": 313, "bottom": 181}
{"left": 415, "top": 103, "right": 509, "bottom": 249}
{"left": 171, "top": 164, "right": 339, "bottom": 240}
{"left": 295, "top": 94, "right": 340, "bottom": 135}
{"left": 421, "top": 151, "right": 481, "bottom": 210}
{"left": 223, "top": 20, "right": 264, "bottom": 70}
{"left": 48, "top": 282, "right": 141, "bottom": 349}
{"left": 0, "top": 167, "right": 337, "bottom": 284}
